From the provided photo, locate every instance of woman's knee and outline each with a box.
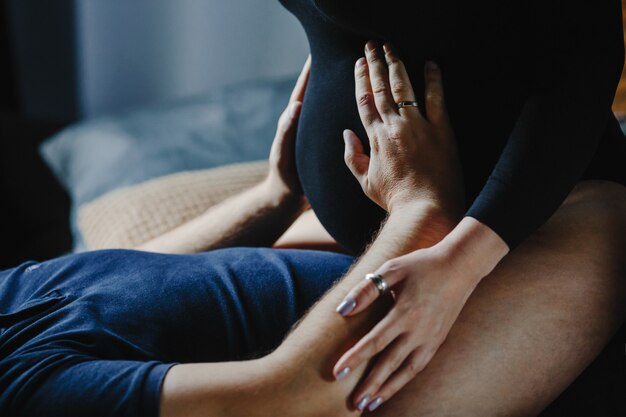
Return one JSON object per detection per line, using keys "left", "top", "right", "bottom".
{"left": 565, "top": 180, "right": 626, "bottom": 220}
{"left": 543, "top": 180, "right": 626, "bottom": 246}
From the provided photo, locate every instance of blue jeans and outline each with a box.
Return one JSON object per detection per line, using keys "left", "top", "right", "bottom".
{"left": 0, "top": 248, "right": 354, "bottom": 417}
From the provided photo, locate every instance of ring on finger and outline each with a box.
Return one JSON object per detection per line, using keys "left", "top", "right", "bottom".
{"left": 397, "top": 101, "right": 419, "bottom": 109}
{"left": 365, "top": 273, "right": 389, "bottom": 295}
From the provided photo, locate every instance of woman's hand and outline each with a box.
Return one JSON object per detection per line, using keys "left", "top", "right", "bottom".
{"left": 342, "top": 42, "right": 463, "bottom": 217}
{"left": 334, "top": 41, "right": 471, "bottom": 412}
{"left": 335, "top": 242, "right": 483, "bottom": 412}
{"left": 265, "top": 55, "right": 311, "bottom": 208}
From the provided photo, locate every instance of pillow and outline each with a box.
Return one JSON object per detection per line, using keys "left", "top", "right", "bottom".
{"left": 78, "top": 160, "right": 269, "bottom": 250}
{"left": 40, "top": 76, "right": 298, "bottom": 251}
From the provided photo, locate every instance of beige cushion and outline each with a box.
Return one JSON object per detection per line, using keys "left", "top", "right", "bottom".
{"left": 78, "top": 160, "right": 269, "bottom": 250}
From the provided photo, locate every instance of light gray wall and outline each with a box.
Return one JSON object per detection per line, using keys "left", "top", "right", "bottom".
{"left": 75, "top": 0, "right": 309, "bottom": 118}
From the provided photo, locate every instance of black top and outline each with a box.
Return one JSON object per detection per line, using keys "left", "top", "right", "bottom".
{"left": 280, "top": 0, "right": 626, "bottom": 254}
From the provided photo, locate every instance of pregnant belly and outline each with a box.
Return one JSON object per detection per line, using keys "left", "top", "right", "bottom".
{"left": 295, "top": 55, "right": 386, "bottom": 255}
{"left": 295, "top": 47, "right": 524, "bottom": 255}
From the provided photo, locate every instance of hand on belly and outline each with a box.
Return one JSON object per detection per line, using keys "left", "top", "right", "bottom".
{"left": 332, "top": 40, "right": 468, "bottom": 412}
{"left": 342, "top": 41, "right": 464, "bottom": 229}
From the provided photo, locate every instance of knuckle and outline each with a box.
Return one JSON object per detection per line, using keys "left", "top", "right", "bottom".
{"left": 426, "top": 91, "right": 445, "bottom": 106}
{"left": 386, "top": 54, "right": 401, "bottom": 65}
{"left": 396, "top": 303, "right": 413, "bottom": 319}
{"left": 365, "top": 115, "right": 380, "bottom": 127}
{"left": 390, "top": 352, "right": 405, "bottom": 371}
{"left": 409, "top": 352, "right": 429, "bottom": 375}
{"left": 381, "top": 259, "right": 402, "bottom": 273}
{"left": 362, "top": 280, "right": 379, "bottom": 300}
{"left": 357, "top": 282, "right": 376, "bottom": 300}
{"left": 357, "top": 92, "right": 374, "bottom": 108}
{"left": 387, "top": 126, "right": 404, "bottom": 141}
{"left": 371, "top": 335, "right": 385, "bottom": 353}
{"left": 406, "top": 306, "right": 421, "bottom": 322}
{"left": 368, "top": 51, "right": 382, "bottom": 63}
{"left": 353, "top": 281, "right": 369, "bottom": 300}
{"left": 371, "top": 82, "right": 388, "bottom": 96}
{"left": 390, "top": 80, "right": 408, "bottom": 96}
{"left": 408, "top": 359, "right": 424, "bottom": 376}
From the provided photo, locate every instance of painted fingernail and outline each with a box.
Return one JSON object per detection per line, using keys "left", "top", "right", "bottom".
{"left": 356, "top": 57, "right": 366, "bottom": 68}
{"left": 357, "top": 395, "right": 371, "bottom": 411}
{"left": 336, "top": 297, "right": 356, "bottom": 316}
{"left": 335, "top": 366, "right": 351, "bottom": 381}
{"left": 368, "top": 396, "right": 384, "bottom": 411}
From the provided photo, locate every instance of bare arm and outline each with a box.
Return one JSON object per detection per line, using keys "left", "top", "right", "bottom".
{"left": 137, "top": 178, "right": 307, "bottom": 253}
{"left": 160, "top": 201, "right": 454, "bottom": 417}
{"left": 334, "top": 43, "right": 509, "bottom": 409}
{"left": 160, "top": 47, "right": 468, "bottom": 417}
{"left": 138, "top": 57, "right": 312, "bottom": 254}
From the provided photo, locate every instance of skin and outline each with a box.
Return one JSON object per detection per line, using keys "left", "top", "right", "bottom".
{"left": 333, "top": 41, "right": 510, "bottom": 409}
{"left": 159, "top": 52, "right": 470, "bottom": 416}
{"left": 139, "top": 57, "right": 312, "bottom": 254}
{"left": 154, "top": 46, "right": 626, "bottom": 416}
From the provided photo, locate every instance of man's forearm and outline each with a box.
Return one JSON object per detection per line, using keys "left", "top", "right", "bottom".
{"left": 160, "top": 201, "right": 457, "bottom": 417}
{"left": 276, "top": 200, "right": 456, "bottom": 373}
{"left": 138, "top": 179, "right": 307, "bottom": 254}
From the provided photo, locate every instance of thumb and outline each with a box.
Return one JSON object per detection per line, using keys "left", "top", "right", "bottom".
{"left": 278, "top": 101, "right": 302, "bottom": 139}
{"left": 343, "top": 129, "right": 369, "bottom": 188}
{"left": 270, "top": 101, "right": 302, "bottom": 166}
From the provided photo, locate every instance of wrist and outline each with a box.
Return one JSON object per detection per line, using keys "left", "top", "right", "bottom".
{"left": 260, "top": 174, "right": 308, "bottom": 214}
{"left": 387, "top": 200, "right": 459, "bottom": 250}
{"left": 435, "top": 216, "right": 510, "bottom": 286}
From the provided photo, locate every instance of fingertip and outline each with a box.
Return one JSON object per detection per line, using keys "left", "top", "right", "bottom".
{"left": 425, "top": 61, "right": 439, "bottom": 72}
{"left": 367, "top": 396, "right": 384, "bottom": 412}
{"left": 343, "top": 130, "right": 362, "bottom": 152}
{"left": 336, "top": 296, "right": 357, "bottom": 317}
{"left": 334, "top": 366, "right": 351, "bottom": 381}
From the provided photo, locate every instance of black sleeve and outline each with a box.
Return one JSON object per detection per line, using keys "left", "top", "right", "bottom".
{"left": 466, "top": 0, "right": 625, "bottom": 249}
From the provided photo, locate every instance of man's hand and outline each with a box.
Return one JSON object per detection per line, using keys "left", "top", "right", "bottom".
{"left": 138, "top": 56, "right": 313, "bottom": 254}
{"left": 265, "top": 55, "right": 311, "bottom": 210}
{"left": 342, "top": 42, "right": 463, "bottom": 219}
{"left": 332, "top": 41, "right": 471, "bottom": 412}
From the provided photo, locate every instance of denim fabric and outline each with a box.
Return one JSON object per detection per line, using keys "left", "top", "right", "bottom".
{"left": 0, "top": 247, "right": 354, "bottom": 417}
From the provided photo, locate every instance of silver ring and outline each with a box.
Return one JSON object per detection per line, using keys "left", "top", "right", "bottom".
{"left": 397, "top": 101, "right": 419, "bottom": 109}
{"left": 365, "top": 273, "right": 389, "bottom": 295}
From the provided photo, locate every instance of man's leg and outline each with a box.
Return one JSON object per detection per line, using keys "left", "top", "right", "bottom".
{"left": 165, "top": 180, "right": 626, "bottom": 417}
{"left": 0, "top": 247, "right": 358, "bottom": 417}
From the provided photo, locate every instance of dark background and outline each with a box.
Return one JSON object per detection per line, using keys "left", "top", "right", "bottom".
{"left": 0, "top": 1, "right": 624, "bottom": 415}
{"left": 1, "top": 1, "right": 74, "bottom": 270}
